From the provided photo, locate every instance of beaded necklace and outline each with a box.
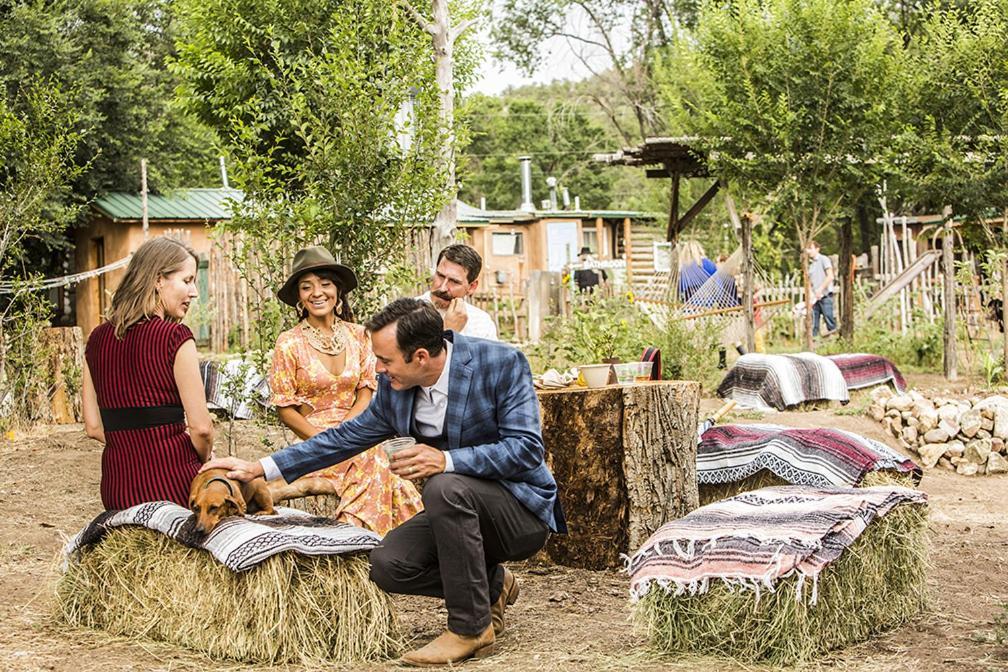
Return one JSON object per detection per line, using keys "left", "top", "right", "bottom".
{"left": 301, "top": 320, "right": 348, "bottom": 356}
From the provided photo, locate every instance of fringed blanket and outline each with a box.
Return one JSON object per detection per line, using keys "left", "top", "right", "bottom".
{"left": 698, "top": 424, "right": 922, "bottom": 487}
{"left": 717, "top": 353, "right": 849, "bottom": 411}
{"left": 827, "top": 353, "right": 907, "bottom": 392}
{"left": 63, "top": 501, "right": 380, "bottom": 572}
{"left": 628, "top": 485, "right": 927, "bottom": 604}
{"left": 200, "top": 359, "right": 270, "bottom": 419}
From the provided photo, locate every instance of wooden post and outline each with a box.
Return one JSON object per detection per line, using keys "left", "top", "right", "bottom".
{"left": 140, "top": 159, "right": 149, "bottom": 238}
{"left": 527, "top": 271, "right": 542, "bottom": 343}
{"left": 666, "top": 171, "right": 680, "bottom": 243}
{"left": 942, "top": 206, "right": 957, "bottom": 381}
{"left": 741, "top": 214, "right": 755, "bottom": 352}
{"left": 840, "top": 215, "right": 854, "bottom": 340}
{"left": 595, "top": 216, "right": 605, "bottom": 257}
{"left": 624, "top": 217, "right": 633, "bottom": 288}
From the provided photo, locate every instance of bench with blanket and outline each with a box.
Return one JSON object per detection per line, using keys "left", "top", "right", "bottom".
{"left": 697, "top": 424, "right": 921, "bottom": 503}
{"left": 717, "top": 352, "right": 849, "bottom": 411}
{"left": 827, "top": 353, "right": 907, "bottom": 392}
{"left": 628, "top": 485, "right": 929, "bottom": 664}
{"left": 56, "top": 502, "right": 397, "bottom": 663}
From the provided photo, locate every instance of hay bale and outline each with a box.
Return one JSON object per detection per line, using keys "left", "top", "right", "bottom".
{"left": 55, "top": 528, "right": 399, "bottom": 664}
{"left": 286, "top": 494, "right": 343, "bottom": 519}
{"left": 634, "top": 502, "right": 928, "bottom": 665}
{"left": 698, "top": 469, "right": 915, "bottom": 506}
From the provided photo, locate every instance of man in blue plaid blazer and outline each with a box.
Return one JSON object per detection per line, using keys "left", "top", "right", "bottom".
{"left": 204, "top": 298, "right": 565, "bottom": 665}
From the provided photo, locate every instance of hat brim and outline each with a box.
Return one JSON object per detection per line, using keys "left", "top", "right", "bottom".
{"left": 277, "top": 263, "right": 359, "bottom": 307}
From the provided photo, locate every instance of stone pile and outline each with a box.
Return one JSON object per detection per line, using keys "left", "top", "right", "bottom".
{"left": 868, "top": 387, "right": 1008, "bottom": 476}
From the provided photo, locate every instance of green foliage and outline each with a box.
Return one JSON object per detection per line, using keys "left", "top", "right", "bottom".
{"left": 525, "top": 296, "right": 651, "bottom": 369}
{"left": 659, "top": 0, "right": 907, "bottom": 246}
{"left": 524, "top": 296, "right": 723, "bottom": 390}
{"left": 0, "top": 80, "right": 82, "bottom": 430}
{"left": 818, "top": 311, "right": 944, "bottom": 371}
{"left": 173, "top": 0, "right": 451, "bottom": 376}
{"left": 898, "top": 0, "right": 1008, "bottom": 216}
{"left": 979, "top": 352, "right": 1005, "bottom": 388}
{"left": 459, "top": 94, "right": 616, "bottom": 209}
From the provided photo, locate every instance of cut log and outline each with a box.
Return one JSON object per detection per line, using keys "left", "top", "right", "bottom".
{"left": 537, "top": 380, "right": 700, "bottom": 569}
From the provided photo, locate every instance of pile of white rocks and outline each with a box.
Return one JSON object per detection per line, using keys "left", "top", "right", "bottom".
{"left": 868, "top": 387, "right": 1008, "bottom": 475}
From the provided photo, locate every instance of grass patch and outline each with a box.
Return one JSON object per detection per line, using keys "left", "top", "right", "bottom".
{"left": 634, "top": 502, "right": 929, "bottom": 666}
{"left": 53, "top": 527, "right": 400, "bottom": 664}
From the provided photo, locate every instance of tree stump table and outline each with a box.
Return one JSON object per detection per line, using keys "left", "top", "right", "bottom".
{"left": 537, "top": 380, "right": 700, "bottom": 569}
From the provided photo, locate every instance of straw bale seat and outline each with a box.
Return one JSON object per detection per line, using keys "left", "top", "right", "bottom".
{"left": 629, "top": 485, "right": 928, "bottom": 665}
{"left": 55, "top": 504, "right": 398, "bottom": 663}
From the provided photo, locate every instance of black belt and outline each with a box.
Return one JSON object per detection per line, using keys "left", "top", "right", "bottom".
{"left": 101, "top": 405, "right": 185, "bottom": 431}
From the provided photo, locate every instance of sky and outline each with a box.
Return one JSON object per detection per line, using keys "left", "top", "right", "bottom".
{"left": 466, "top": 6, "right": 629, "bottom": 95}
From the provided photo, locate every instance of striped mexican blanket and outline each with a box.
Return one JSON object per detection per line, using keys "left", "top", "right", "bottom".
{"left": 63, "top": 501, "right": 380, "bottom": 573}
{"left": 698, "top": 424, "right": 922, "bottom": 487}
{"left": 717, "top": 352, "right": 849, "bottom": 411}
{"left": 200, "top": 359, "right": 270, "bottom": 420}
{"left": 828, "top": 353, "right": 907, "bottom": 392}
{"left": 628, "top": 486, "right": 928, "bottom": 603}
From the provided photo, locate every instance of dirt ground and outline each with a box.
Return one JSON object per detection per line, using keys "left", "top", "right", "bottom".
{"left": 1, "top": 376, "right": 1006, "bottom": 672}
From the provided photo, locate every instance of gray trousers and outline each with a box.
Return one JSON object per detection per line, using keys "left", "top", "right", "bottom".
{"left": 368, "top": 473, "right": 550, "bottom": 635}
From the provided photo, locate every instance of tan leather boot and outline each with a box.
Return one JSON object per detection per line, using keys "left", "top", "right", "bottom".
{"left": 490, "top": 567, "right": 520, "bottom": 635}
{"left": 400, "top": 625, "right": 495, "bottom": 666}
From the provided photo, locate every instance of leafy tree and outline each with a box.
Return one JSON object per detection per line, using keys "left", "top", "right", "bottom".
{"left": 898, "top": 0, "right": 1008, "bottom": 222}
{"left": 0, "top": 0, "right": 219, "bottom": 275}
{"left": 490, "top": 0, "right": 682, "bottom": 142}
{"left": 0, "top": 81, "right": 82, "bottom": 429}
{"left": 173, "top": 0, "right": 449, "bottom": 359}
{"left": 659, "top": 0, "right": 908, "bottom": 348}
{"left": 459, "top": 94, "right": 616, "bottom": 209}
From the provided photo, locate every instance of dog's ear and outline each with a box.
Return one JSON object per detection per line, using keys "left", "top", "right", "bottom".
{"left": 225, "top": 494, "right": 247, "bottom": 516}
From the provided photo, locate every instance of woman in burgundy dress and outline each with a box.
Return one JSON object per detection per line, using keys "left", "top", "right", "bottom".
{"left": 81, "top": 237, "right": 214, "bottom": 509}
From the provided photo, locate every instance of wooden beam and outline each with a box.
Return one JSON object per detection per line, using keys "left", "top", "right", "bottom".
{"left": 942, "top": 206, "right": 957, "bottom": 380}
{"left": 624, "top": 217, "right": 633, "bottom": 287}
{"left": 862, "top": 249, "right": 940, "bottom": 319}
{"left": 675, "top": 181, "right": 721, "bottom": 237}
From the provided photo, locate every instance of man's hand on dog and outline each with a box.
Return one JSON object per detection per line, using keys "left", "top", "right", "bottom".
{"left": 200, "top": 457, "right": 264, "bottom": 482}
{"left": 389, "top": 444, "right": 445, "bottom": 480}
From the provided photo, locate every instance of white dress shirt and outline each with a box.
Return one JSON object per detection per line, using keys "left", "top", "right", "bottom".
{"left": 418, "top": 291, "right": 498, "bottom": 341}
{"left": 260, "top": 340, "right": 456, "bottom": 481}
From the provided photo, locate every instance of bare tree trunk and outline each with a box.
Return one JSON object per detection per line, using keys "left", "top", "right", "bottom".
{"left": 430, "top": 0, "right": 457, "bottom": 254}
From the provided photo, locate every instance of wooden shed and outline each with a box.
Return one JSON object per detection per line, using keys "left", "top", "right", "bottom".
{"left": 74, "top": 188, "right": 241, "bottom": 338}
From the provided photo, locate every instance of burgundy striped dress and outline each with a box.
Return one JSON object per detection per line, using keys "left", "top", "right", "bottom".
{"left": 85, "top": 318, "right": 202, "bottom": 509}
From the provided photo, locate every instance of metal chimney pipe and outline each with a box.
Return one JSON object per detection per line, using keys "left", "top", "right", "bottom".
{"left": 479, "top": 196, "right": 487, "bottom": 211}
{"left": 546, "top": 176, "right": 558, "bottom": 210}
{"left": 562, "top": 187, "right": 571, "bottom": 209}
{"left": 519, "top": 156, "right": 534, "bottom": 211}
{"left": 574, "top": 195, "right": 580, "bottom": 211}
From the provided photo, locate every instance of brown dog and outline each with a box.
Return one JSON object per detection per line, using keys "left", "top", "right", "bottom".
{"left": 188, "top": 468, "right": 276, "bottom": 535}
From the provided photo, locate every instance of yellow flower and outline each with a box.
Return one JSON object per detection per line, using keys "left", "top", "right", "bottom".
{"left": 625, "top": 291, "right": 635, "bottom": 304}
{"left": 4, "top": 430, "right": 14, "bottom": 442}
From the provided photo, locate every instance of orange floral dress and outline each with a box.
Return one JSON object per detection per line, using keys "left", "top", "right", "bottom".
{"left": 270, "top": 321, "right": 423, "bottom": 535}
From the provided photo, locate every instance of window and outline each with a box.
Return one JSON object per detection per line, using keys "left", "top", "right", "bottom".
{"left": 582, "top": 229, "right": 598, "bottom": 254}
{"left": 491, "top": 231, "right": 524, "bottom": 256}
{"left": 653, "top": 241, "right": 673, "bottom": 272}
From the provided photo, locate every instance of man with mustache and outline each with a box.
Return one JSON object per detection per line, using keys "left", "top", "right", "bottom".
{"left": 419, "top": 244, "right": 498, "bottom": 341}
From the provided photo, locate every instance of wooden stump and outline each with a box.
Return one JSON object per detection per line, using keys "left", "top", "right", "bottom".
{"left": 537, "top": 381, "right": 700, "bottom": 569}
{"left": 39, "top": 327, "right": 84, "bottom": 424}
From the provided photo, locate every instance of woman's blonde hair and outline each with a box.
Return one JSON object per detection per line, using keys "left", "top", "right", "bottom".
{"left": 107, "top": 237, "right": 199, "bottom": 338}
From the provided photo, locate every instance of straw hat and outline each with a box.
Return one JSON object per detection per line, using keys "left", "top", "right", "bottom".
{"left": 277, "top": 246, "right": 358, "bottom": 307}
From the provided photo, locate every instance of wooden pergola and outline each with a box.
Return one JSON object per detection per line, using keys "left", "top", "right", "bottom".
{"left": 594, "top": 137, "right": 717, "bottom": 243}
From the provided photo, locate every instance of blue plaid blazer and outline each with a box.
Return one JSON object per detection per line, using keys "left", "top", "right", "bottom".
{"left": 270, "top": 331, "right": 567, "bottom": 533}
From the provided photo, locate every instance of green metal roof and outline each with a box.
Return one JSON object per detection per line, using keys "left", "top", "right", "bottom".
{"left": 456, "top": 200, "right": 656, "bottom": 225}
{"left": 93, "top": 188, "right": 244, "bottom": 221}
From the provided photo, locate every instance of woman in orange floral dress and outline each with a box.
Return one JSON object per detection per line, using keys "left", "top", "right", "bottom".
{"left": 270, "top": 246, "right": 422, "bottom": 535}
